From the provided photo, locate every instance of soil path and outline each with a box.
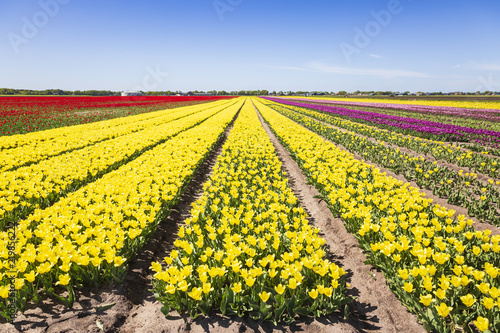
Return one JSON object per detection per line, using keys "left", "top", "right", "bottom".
{"left": 5, "top": 100, "right": 493, "bottom": 333}
{"left": 278, "top": 108, "right": 500, "bottom": 236}
{"left": 3, "top": 103, "right": 392, "bottom": 333}
{"left": 277, "top": 97, "right": 500, "bottom": 159}
{"left": 254, "top": 104, "right": 426, "bottom": 333}
{"left": 3, "top": 111, "right": 251, "bottom": 333}
{"left": 291, "top": 105, "right": 500, "bottom": 186}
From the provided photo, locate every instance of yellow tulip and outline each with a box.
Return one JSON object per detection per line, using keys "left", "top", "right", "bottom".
{"left": 57, "top": 274, "right": 71, "bottom": 286}
{"left": 460, "top": 294, "right": 476, "bottom": 307}
{"left": 231, "top": 283, "right": 242, "bottom": 294}
{"left": 24, "top": 270, "right": 36, "bottom": 283}
{"left": 178, "top": 280, "right": 189, "bottom": 292}
{"left": 259, "top": 291, "right": 270, "bottom": 302}
{"left": 419, "top": 294, "right": 433, "bottom": 306}
{"left": 474, "top": 316, "right": 489, "bottom": 332}
{"left": 308, "top": 289, "right": 319, "bottom": 299}
{"left": 188, "top": 287, "right": 202, "bottom": 301}
{"left": 403, "top": 282, "right": 414, "bottom": 293}
{"left": 288, "top": 278, "right": 298, "bottom": 290}
{"left": 0, "top": 285, "right": 10, "bottom": 298}
{"left": 202, "top": 283, "right": 212, "bottom": 294}
{"left": 165, "top": 284, "right": 176, "bottom": 294}
{"left": 489, "top": 287, "right": 500, "bottom": 298}
{"left": 435, "top": 302, "right": 452, "bottom": 317}
{"left": 398, "top": 269, "right": 409, "bottom": 280}
{"left": 477, "top": 282, "right": 490, "bottom": 294}
{"left": 435, "top": 289, "right": 446, "bottom": 300}
{"left": 245, "top": 277, "right": 255, "bottom": 287}
{"left": 14, "top": 278, "right": 25, "bottom": 290}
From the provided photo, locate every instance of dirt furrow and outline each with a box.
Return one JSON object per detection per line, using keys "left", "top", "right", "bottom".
{"left": 295, "top": 108, "right": 500, "bottom": 187}
{"left": 278, "top": 97, "right": 500, "bottom": 157}
{"left": 254, "top": 104, "right": 426, "bottom": 333}
{"left": 279, "top": 109, "right": 500, "bottom": 236}
{"left": 4, "top": 110, "right": 244, "bottom": 333}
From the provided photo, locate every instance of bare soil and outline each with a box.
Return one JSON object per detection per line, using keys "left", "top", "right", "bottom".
{"left": 2, "top": 114, "right": 246, "bottom": 333}
{"left": 299, "top": 112, "right": 500, "bottom": 235}
{"left": 278, "top": 97, "right": 500, "bottom": 159}
{"left": 5, "top": 101, "right": 493, "bottom": 333}
{"left": 1, "top": 107, "right": 385, "bottom": 333}
{"left": 273, "top": 106, "right": 500, "bottom": 237}
{"left": 254, "top": 106, "right": 426, "bottom": 333}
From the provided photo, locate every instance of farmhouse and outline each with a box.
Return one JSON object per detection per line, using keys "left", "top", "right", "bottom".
{"left": 121, "top": 91, "right": 143, "bottom": 96}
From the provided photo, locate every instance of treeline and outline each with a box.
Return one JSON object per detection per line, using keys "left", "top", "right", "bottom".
{"left": 145, "top": 90, "right": 270, "bottom": 96}
{"left": 2, "top": 88, "right": 497, "bottom": 97}
{"left": 0, "top": 88, "right": 119, "bottom": 96}
{"left": 0, "top": 88, "right": 271, "bottom": 96}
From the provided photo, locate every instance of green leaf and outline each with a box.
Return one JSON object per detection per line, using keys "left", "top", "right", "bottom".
{"left": 221, "top": 292, "right": 228, "bottom": 315}
{"left": 94, "top": 303, "right": 116, "bottom": 312}
{"left": 227, "top": 288, "right": 235, "bottom": 304}
{"left": 294, "top": 307, "right": 309, "bottom": 317}
{"left": 274, "top": 303, "right": 286, "bottom": 320}
{"left": 343, "top": 304, "right": 350, "bottom": 320}
{"left": 160, "top": 305, "right": 170, "bottom": 316}
{"left": 250, "top": 301, "right": 260, "bottom": 312}
{"left": 260, "top": 302, "right": 269, "bottom": 319}
{"left": 67, "top": 286, "right": 75, "bottom": 308}
{"left": 287, "top": 295, "right": 296, "bottom": 318}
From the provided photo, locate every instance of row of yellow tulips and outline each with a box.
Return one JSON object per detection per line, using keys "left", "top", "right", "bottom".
{"left": 0, "top": 100, "right": 239, "bottom": 231}
{"left": 264, "top": 100, "right": 499, "bottom": 180}
{"left": 255, "top": 98, "right": 499, "bottom": 333}
{"left": 0, "top": 99, "right": 234, "bottom": 172}
{"left": 290, "top": 96, "right": 500, "bottom": 111}
{"left": 0, "top": 98, "right": 243, "bottom": 321}
{"left": 259, "top": 100, "right": 500, "bottom": 227}
{"left": 151, "top": 98, "right": 351, "bottom": 323}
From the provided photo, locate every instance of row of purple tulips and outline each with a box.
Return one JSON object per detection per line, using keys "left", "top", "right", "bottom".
{"left": 264, "top": 98, "right": 500, "bottom": 148}
{"left": 287, "top": 98, "right": 500, "bottom": 123}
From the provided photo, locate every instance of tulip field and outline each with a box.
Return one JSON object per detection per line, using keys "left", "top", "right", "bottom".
{"left": 151, "top": 100, "right": 351, "bottom": 323}
{"left": 0, "top": 95, "right": 232, "bottom": 136}
{"left": 2, "top": 95, "right": 500, "bottom": 332}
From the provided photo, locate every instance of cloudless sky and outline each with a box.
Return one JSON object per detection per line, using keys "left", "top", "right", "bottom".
{"left": 1, "top": 0, "right": 500, "bottom": 92}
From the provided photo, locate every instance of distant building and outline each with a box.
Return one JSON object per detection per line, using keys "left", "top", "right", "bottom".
{"left": 121, "top": 91, "right": 143, "bottom": 96}
{"left": 186, "top": 91, "right": 213, "bottom": 96}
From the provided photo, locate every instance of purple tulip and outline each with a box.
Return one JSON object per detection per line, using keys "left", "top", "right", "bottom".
{"left": 264, "top": 97, "right": 500, "bottom": 147}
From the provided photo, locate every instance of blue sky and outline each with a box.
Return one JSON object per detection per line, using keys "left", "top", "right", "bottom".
{"left": 1, "top": 0, "right": 499, "bottom": 92}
